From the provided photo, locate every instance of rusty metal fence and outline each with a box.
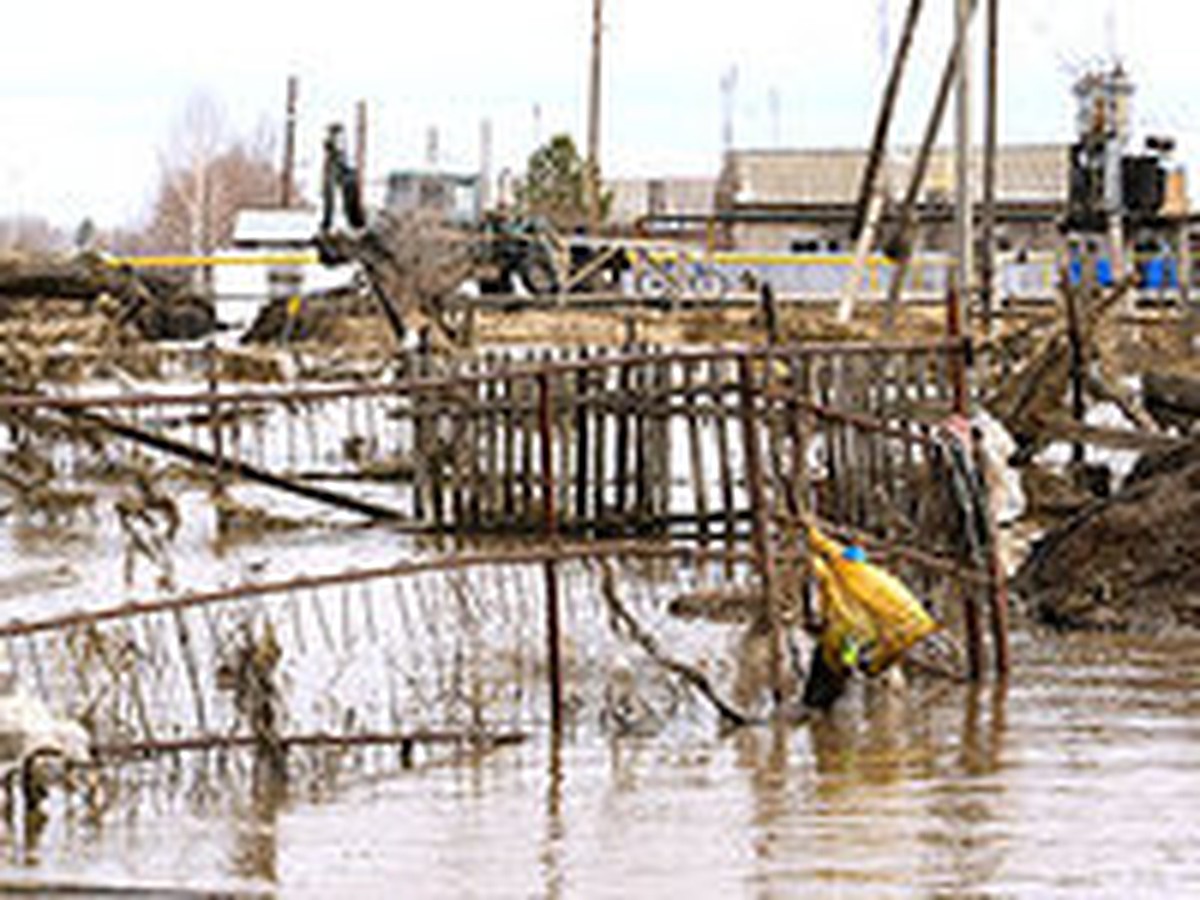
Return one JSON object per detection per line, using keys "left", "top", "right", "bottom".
{"left": 0, "top": 337, "right": 1008, "bottom": 768}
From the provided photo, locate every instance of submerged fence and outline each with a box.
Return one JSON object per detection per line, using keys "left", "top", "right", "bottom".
{"left": 0, "top": 337, "right": 1009, "bottom": 766}
{"left": 0, "top": 340, "right": 974, "bottom": 533}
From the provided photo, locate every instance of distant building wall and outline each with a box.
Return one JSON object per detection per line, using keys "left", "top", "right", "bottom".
{"left": 385, "top": 171, "right": 481, "bottom": 225}
{"left": 716, "top": 144, "right": 1071, "bottom": 252}
{"left": 606, "top": 177, "right": 716, "bottom": 229}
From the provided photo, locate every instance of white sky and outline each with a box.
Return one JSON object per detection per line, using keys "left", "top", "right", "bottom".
{"left": 1, "top": 0, "right": 1194, "bottom": 231}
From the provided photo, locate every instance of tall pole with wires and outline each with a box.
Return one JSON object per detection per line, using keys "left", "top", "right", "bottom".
{"left": 954, "top": 0, "right": 974, "bottom": 319}
{"left": 585, "top": 0, "right": 604, "bottom": 234}
{"left": 981, "top": 0, "right": 999, "bottom": 333}
{"left": 281, "top": 75, "right": 299, "bottom": 209}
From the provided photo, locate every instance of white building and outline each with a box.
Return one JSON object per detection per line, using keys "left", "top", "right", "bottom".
{"left": 212, "top": 209, "right": 356, "bottom": 330}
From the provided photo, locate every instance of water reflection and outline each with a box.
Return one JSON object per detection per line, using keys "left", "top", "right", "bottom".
{"left": 728, "top": 678, "right": 1012, "bottom": 896}
{"left": 230, "top": 766, "right": 284, "bottom": 885}
{"left": 921, "top": 683, "right": 1009, "bottom": 898}
{"left": 6, "top": 634, "right": 1200, "bottom": 895}
{"left": 539, "top": 733, "right": 565, "bottom": 900}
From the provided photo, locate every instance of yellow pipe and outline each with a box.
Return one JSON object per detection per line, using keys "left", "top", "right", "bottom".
{"left": 104, "top": 252, "right": 320, "bottom": 269}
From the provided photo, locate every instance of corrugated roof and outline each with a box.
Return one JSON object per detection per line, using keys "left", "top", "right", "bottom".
{"left": 722, "top": 144, "right": 1069, "bottom": 206}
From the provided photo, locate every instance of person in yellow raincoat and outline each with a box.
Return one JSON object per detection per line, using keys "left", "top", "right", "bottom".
{"left": 803, "top": 526, "right": 940, "bottom": 709}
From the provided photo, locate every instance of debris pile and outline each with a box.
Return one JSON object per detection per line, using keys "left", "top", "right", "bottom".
{"left": 0, "top": 252, "right": 214, "bottom": 343}
{"left": 1015, "top": 436, "right": 1200, "bottom": 630}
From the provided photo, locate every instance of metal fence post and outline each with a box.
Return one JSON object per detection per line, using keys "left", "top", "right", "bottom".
{"left": 537, "top": 371, "right": 564, "bottom": 733}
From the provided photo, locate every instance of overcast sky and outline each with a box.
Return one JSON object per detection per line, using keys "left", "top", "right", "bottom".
{"left": 1, "top": 0, "right": 1193, "bottom": 231}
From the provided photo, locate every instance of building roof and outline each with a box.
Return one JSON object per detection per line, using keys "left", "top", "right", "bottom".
{"left": 719, "top": 144, "right": 1070, "bottom": 208}
{"left": 232, "top": 209, "right": 321, "bottom": 246}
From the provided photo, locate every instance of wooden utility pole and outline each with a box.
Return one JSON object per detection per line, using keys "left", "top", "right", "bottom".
{"left": 883, "top": 0, "right": 978, "bottom": 323}
{"left": 851, "top": 0, "right": 926, "bottom": 241}
{"left": 842, "top": 0, "right": 926, "bottom": 322}
{"left": 954, "top": 0, "right": 973, "bottom": 323}
{"left": 281, "top": 75, "right": 299, "bottom": 209}
{"left": 479, "top": 118, "right": 494, "bottom": 211}
{"left": 585, "top": 0, "right": 604, "bottom": 234}
{"left": 980, "top": 0, "right": 999, "bottom": 333}
{"left": 354, "top": 100, "right": 368, "bottom": 197}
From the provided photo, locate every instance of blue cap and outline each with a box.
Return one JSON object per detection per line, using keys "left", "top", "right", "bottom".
{"left": 842, "top": 545, "right": 867, "bottom": 563}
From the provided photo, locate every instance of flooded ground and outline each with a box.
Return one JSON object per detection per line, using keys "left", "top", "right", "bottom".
{"left": 0, "top": 626, "right": 1197, "bottom": 897}
{"left": 0, "top": 337, "right": 1196, "bottom": 897}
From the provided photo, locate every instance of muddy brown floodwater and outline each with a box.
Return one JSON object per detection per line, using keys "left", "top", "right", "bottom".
{"left": 0, "top": 626, "right": 1197, "bottom": 897}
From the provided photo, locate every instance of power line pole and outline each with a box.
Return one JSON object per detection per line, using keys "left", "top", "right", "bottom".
{"left": 955, "top": 0, "right": 974, "bottom": 319}
{"left": 354, "top": 100, "right": 368, "bottom": 201}
{"left": 851, "top": 0, "right": 926, "bottom": 241}
{"left": 480, "top": 118, "right": 494, "bottom": 212}
{"left": 585, "top": 0, "right": 604, "bottom": 234}
{"left": 281, "top": 75, "right": 299, "bottom": 209}
{"left": 841, "top": 0, "right": 926, "bottom": 323}
{"left": 980, "top": 0, "right": 999, "bottom": 333}
{"left": 883, "top": 0, "right": 978, "bottom": 324}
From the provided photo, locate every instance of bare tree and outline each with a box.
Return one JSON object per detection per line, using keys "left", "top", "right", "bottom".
{"left": 145, "top": 93, "right": 281, "bottom": 262}
{"left": 0, "top": 216, "right": 68, "bottom": 254}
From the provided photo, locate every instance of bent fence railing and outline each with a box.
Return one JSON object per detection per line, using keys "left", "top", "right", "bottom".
{"left": 0, "top": 337, "right": 1008, "bottom": 769}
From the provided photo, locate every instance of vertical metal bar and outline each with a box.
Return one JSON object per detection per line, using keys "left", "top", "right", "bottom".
{"left": 574, "top": 349, "right": 591, "bottom": 526}
{"left": 502, "top": 361, "right": 517, "bottom": 519}
{"left": 1065, "top": 270, "right": 1088, "bottom": 467}
{"left": 683, "top": 361, "right": 709, "bottom": 541}
{"left": 788, "top": 355, "right": 817, "bottom": 629}
{"left": 614, "top": 354, "right": 632, "bottom": 526}
{"left": 592, "top": 350, "right": 609, "bottom": 530}
{"left": 537, "top": 372, "right": 564, "bottom": 733}
{"left": 946, "top": 284, "right": 971, "bottom": 417}
{"left": 711, "top": 359, "right": 736, "bottom": 539}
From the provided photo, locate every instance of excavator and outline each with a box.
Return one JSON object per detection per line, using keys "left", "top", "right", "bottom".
{"left": 314, "top": 123, "right": 592, "bottom": 348}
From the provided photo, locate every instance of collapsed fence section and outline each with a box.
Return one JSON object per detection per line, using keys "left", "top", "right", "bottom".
{"left": 0, "top": 529, "right": 996, "bottom": 774}
{"left": 0, "top": 546, "right": 765, "bottom": 755}
{"left": 0, "top": 337, "right": 1006, "bottom": 673}
{"left": 0, "top": 336, "right": 1009, "bottom": 751}
{"left": 0, "top": 339, "right": 974, "bottom": 536}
